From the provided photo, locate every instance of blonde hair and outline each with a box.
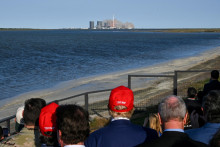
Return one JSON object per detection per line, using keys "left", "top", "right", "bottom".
{"left": 109, "top": 105, "right": 134, "bottom": 119}
{"left": 148, "top": 113, "right": 162, "bottom": 136}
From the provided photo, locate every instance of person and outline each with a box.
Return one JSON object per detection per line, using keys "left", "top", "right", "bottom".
{"left": 39, "top": 102, "right": 59, "bottom": 147}
{"left": 0, "top": 126, "right": 4, "bottom": 141}
{"left": 14, "top": 98, "right": 46, "bottom": 133}
{"left": 185, "top": 87, "right": 205, "bottom": 129}
{"left": 143, "top": 113, "right": 162, "bottom": 136}
{"left": 0, "top": 98, "right": 45, "bottom": 146}
{"left": 15, "top": 106, "right": 25, "bottom": 133}
{"left": 85, "top": 85, "right": 158, "bottom": 147}
{"left": 185, "top": 87, "right": 200, "bottom": 114}
{"left": 185, "top": 90, "right": 220, "bottom": 145}
{"left": 56, "top": 104, "right": 90, "bottom": 147}
{"left": 209, "top": 128, "right": 220, "bottom": 147}
{"left": 203, "top": 70, "right": 220, "bottom": 97}
{"left": 141, "top": 95, "right": 207, "bottom": 147}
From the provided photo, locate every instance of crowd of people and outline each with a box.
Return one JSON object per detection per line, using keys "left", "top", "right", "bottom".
{"left": 0, "top": 70, "right": 219, "bottom": 147}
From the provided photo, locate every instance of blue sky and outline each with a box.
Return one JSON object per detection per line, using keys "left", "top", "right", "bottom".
{"left": 1, "top": 0, "right": 220, "bottom": 29}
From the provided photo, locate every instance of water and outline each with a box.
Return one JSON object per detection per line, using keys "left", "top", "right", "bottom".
{"left": 0, "top": 30, "right": 220, "bottom": 100}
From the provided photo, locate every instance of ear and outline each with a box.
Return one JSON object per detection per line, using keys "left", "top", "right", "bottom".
{"left": 158, "top": 113, "right": 162, "bottom": 125}
{"left": 57, "top": 130, "right": 63, "bottom": 147}
{"left": 22, "top": 110, "right": 24, "bottom": 117}
{"left": 58, "top": 130, "right": 62, "bottom": 136}
{"left": 183, "top": 112, "right": 188, "bottom": 125}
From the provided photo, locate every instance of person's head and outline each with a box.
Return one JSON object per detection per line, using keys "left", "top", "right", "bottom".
{"left": 34, "top": 98, "right": 46, "bottom": 109}
{"left": 211, "top": 70, "right": 219, "bottom": 80}
{"left": 56, "top": 105, "right": 90, "bottom": 146}
{"left": 39, "top": 102, "right": 59, "bottom": 146}
{"left": 23, "top": 98, "right": 44, "bottom": 126}
{"left": 202, "top": 90, "right": 220, "bottom": 123}
{"left": 108, "top": 86, "right": 134, "bottom": 119}
{"left": 15, "top": 106, "right": 25, "bottom": 132}
{"left": 158, "top": 95, "right": 187, "bottom": 123}
{"left": 148, "top": 113, "right": 162, "bottom": 136}
{"left": 187, "top": 87, "right": 197, "bottom": 98}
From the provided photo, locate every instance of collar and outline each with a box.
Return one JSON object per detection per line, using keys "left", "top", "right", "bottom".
{"left": 111, "top": 117, "right": 129, "bottom": 122}
{"left": 164, "top": 129, "right": 184, "bottom": 133}
{"left": 187, "top": 98, "right": 196, "bottom": 100}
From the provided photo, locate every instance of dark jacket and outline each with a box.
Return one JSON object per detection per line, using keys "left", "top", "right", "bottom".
{"left": 140, "top": 131, "right": 208, "bottom": 147}
{"left": 185, "top": 123, "right": 220, "bottom": 145}
{"left": 203, "top": 80, "right": 220, "bottom": 96}
{"left": 85, "top": 119, "right": 158, "bottom": 147}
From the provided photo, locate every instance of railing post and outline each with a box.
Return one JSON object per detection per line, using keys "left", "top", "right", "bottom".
{"left": 7, "top": 119, "right": 10, "bottom": 134}
{"left": 128, "top": 75, "right": 131, "bottom": 89}
{"left": 174, "top": 71, "right": 178, "bottom": 95}
{"left": 85, "top": 93, "right": 89, "bottom": 111}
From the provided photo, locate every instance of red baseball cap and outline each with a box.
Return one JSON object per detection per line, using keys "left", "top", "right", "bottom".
{"left": 108, "top": 86, "right": 134, "bottom": 112}
{"left": 39, "top": 102, "right": 59, "bottom": 137}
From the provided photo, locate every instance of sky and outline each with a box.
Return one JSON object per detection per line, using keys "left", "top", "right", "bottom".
{"left": 0, "top": 0, "right": 220, "bottom": 29}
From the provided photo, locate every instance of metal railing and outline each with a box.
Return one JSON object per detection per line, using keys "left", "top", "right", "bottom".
{"left": 0, "top": 70, "right": 216, "bottom": 134}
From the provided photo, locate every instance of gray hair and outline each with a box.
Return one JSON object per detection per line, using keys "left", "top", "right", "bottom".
{"left": 158, "top": 95, "right": 186, "bottom": 122}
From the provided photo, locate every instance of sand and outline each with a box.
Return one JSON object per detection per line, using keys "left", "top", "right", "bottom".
{"left": 0, "top": 46, "right": 220, "bottom": 120}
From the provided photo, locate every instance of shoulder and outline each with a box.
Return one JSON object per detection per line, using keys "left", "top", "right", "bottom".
{"left": 185, "top": 127, "right": 202, "bottom": 136}
{"left": 141, "top": 132, "right": 207, "bottom": 147}
{"left": 143, "top": 127, "right": 158, "bottom": 137}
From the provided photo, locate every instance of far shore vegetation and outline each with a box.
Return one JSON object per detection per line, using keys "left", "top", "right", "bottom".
{"left": 1, "top": 28, "right": 220, "bottom": 33}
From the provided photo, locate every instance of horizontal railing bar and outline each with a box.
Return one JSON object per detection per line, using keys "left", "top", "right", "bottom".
{"left": 0, "top": 115, "right": 15, "bottom": 123}
{"left": 175, "top": 70, "right": 212, "bottom": 72}
{"left": 57, "top": 88, "right": 113, "bottom": 103}
{"left": 86, "top": 88, "right": 112, "bottom": 95}
{"left": 128, "top": 75, "right": 174, "bottom": 77}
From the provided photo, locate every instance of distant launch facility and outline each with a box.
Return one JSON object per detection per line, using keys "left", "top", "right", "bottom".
{"left": 89, "top": 16, "right": 134, "bottom": 29}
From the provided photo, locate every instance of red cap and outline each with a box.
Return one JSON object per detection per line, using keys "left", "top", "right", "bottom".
{"left": 39, "top": 102, "right": 59, "bottom": 137}
{"left": 108, "top": 86, "right": 134, "bottom": 112}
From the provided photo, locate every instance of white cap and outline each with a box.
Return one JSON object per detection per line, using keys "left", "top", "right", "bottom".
{"left": 16, "top": 106, "right": 24, "bottom": 124}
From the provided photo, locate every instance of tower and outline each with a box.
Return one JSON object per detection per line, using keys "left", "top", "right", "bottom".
{"left": 97, "top": 21, "right": 102, "bottom": 29}
{"left": 89, "top": 21, "right": 94, "bottom": 29}
{"left": 113, "top": 15, "right": 115, "bottom": 28}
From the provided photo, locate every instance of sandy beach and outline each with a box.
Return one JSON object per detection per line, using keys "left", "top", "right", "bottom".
{"left": 0, "top": 46, "right": 220, "bottom": 120}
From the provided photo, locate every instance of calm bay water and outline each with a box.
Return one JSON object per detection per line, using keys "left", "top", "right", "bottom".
{"left": 0, "top": 30, "right": 220, "bottom": 100}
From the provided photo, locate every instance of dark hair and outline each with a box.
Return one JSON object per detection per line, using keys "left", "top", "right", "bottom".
{"left": 211, "top": 70, "right": 219, "bottom": 80}
{"left": 187, "top": 87, "right": 197, "bottom": 98}
{"left": 34, "top": 98, "right": 46, "bottom": 109}
{"left": 209, "top": 128, "right": 220, "bottom": 147}
{"left": 23, "top": 98, "right": 43, "bottom": 126}
{"left": 56, "top": 105, "right": 90, "bottom": 145}
{"left": 202, "top": 90, "right": 220, "bottom": 123}
{"left": 40, "top": 131, "right": 59, "bottom": 146}
{"left": 0, "top": 126, "right": 3, "bottom": 139}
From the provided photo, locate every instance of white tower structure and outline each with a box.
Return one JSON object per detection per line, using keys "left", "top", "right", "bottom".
{"left": 113, "top": 15, "right": 115, "bottom": 28}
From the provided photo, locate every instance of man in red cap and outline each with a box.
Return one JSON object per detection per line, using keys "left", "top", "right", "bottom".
{"left": 85, "top": 85, "right": 158, "bottom": 147}
{"left": 39, "top": 102, "right": 59, "bottom": 146}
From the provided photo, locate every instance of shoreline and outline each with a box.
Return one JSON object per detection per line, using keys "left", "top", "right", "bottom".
{"left": 1, "top": 28, "right": 220, "bottom": 33}
{"left": 0, "top": 46, "right": 220, "bottom": 119}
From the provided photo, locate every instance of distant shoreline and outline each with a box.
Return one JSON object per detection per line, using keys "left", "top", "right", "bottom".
{"left": 1, "top": 28, "right": 220, "bottom": 33}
